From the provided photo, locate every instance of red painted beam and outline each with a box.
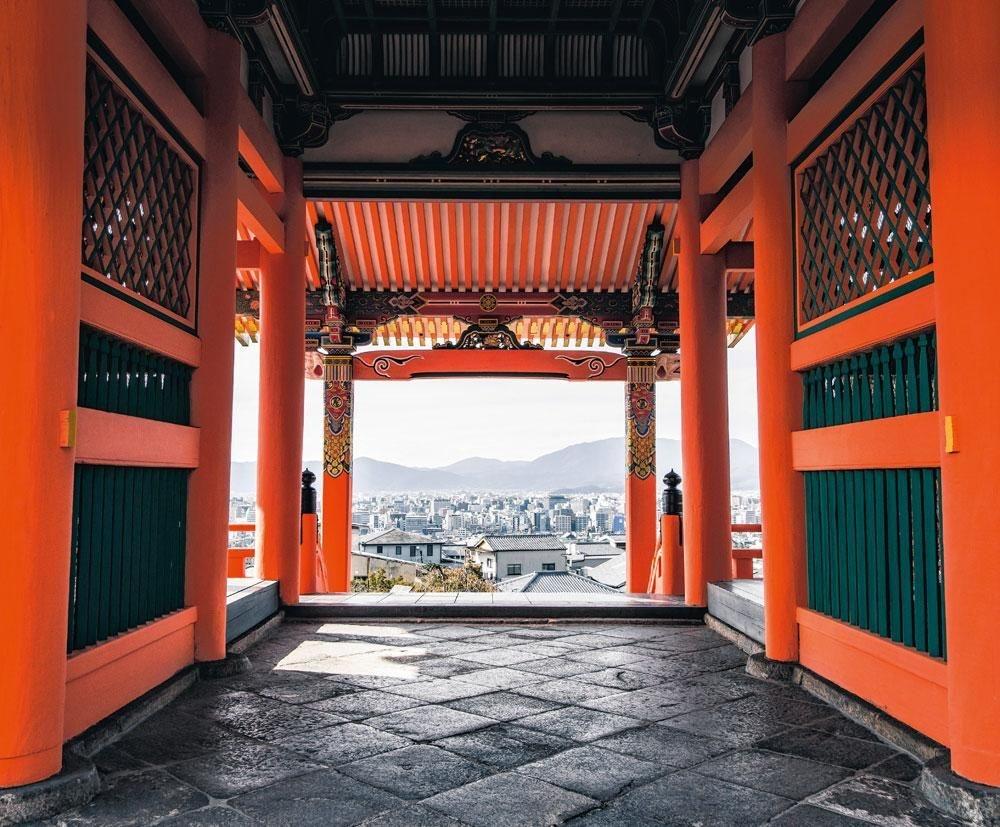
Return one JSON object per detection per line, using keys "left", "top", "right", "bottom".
{"left": 351, "top": 349, "right": 640, "bottom": 381}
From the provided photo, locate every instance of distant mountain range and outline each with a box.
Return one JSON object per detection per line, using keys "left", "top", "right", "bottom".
{"left": 230, "top": 437, "right": 759, "bottom": 495}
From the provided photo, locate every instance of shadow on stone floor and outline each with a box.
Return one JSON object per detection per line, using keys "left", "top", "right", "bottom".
{"left": 41, "top": 621, "right": 967, "bottom": 826}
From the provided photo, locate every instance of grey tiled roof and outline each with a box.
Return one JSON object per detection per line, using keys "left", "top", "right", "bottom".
{"left": 498, "top": 570, "right": 621, "bottom": 593}
{"left": 361, "top": 527, "right": 439, "bottom": 546}
{"left": 474, "top": 534, "right": 567, "bottom": 552}
{"left": 585, "top": 554, "right": 627, "bottom": 589}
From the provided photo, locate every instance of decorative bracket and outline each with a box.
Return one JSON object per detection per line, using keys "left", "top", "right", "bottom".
{"left": 433, "top": 320, "right": 542, "bottom": 350}
{"left": 411, "top": 116, "right": 571, "bottom": 169}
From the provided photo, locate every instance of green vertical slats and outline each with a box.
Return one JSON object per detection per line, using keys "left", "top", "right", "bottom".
{"left": 107, "top": 465, "right": 123, "bottom": 640}
{"left": 77, "top": 326, "right": 191, "bottom": 425}
{"left": 854, "top": 470, "right": 866, "bottom": 628}
{"left": 803, "top": 333, "right": 938, "bottom": 429}
{"left": 804, "top": 466, "right": 945, "bottom": 659}
{"left": 886, "top": 467, "right": 902, "bottom": 642}
{"left": 897, "top": 469, "right": 915, "bottom": 647}
{"left": 68, "top": 468, "right": 81, "bottom": 651}
{"left": 910, "top": 469, "right": 928, "bottom": 653}
{"left": 843, "top": 468, "right": 858, "bottom": 625}
{"left": 872, "top": 469, "right": 888, "bottom": 637}
{"left": 67, "top": 465, "right": 189, "bottom": 653}
{"left": 904, "top": 338, "right": 918, "bottom": 415}
{"left": 805, "top": 473, "right": 817, "bottom": 608}
{"left": 922, "top": 468, "right": 941, "bottom": 657}
{"left": 933, "top": 473, "right": 946, "bottom": 658}
{"left": 835, "top": 471, "right": 849, "bottom": 621}
{"left": 823, "top": 471, "right": 837, "bottom": 615}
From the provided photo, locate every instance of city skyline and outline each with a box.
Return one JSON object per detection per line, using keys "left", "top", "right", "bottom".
{"left": 230, "top": 330, "right": 759, "bottom": 467}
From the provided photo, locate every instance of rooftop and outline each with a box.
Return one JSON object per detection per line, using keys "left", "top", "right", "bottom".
{"left": 362, "top": 528, "right": 441, "bottom": 546}
{"left": 471, "top": 534, "right": 567, "bottom": 552}
{"left": 497, "top": 570, "right": 622, "bottom": 594}
{"left": 585, "top": 554, "right": 628, "bottom": 590}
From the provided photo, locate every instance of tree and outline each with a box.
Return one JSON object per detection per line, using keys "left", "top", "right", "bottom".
{"left": 352, "top": 568, "right": 408, "bottom": 593}
{"left": 413, "top": 562, "right": 495, "bottom": 593}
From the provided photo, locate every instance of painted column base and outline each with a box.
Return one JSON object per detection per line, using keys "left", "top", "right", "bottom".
{"left": 0, "top": 752, "right": 98, "bottom": 824}
{"left": 919, "top": 760, "right": 1000, "bottom": 825}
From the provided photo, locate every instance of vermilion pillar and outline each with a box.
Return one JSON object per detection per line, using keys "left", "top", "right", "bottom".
{"left": 678, "top": 159, "right": 733, "bottom": 606}
{"left": 321, "top": 353, "right": 354, "bottom": 591}
{"left": 751, "top": 32, "right": 807, "bottom": 662}
{"left": 256, "top": 157, "right": 305, "bottom": 605}
{"left": 0, "top": 0, "right": 86, "bottom": 787}
{"left": 925, "top": 0, "right": 1000, "bottom": 786}
{"left": 624, "top": 351, "right": 657, "bottom": 593}
{"left": 186, "top": 30, "right": 241, "bottom": 662}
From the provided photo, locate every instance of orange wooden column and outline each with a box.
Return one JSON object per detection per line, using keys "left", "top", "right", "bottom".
{"left": 678, "top": 159, "right": 732, "bottom": 606}
{"left": 321, "top": 353, "right": 354, "bottom": 591}
{"left": 925, "top": 0, "right": 1000, "bottom": 786}
{"left": 624, "top": 351, "right": 657, "bottom": 593}
{"left": 751, "top": 32, "right": 807, "bottom": 662}
{"left": 185, "top": 30, "right": 241, "bottom": 663}
{"left": 0, "top": 0, "right": 86, "bottom": 787}
{"left": 255, "top": 157, "right": 305, "bottom": 605}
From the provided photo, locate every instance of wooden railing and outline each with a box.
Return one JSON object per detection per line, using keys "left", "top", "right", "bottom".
{"left": 228, "top": 521, "right": 255, "bottom": 578}
{"left": 731, "top": 523, "right": 762, "bottom": 579}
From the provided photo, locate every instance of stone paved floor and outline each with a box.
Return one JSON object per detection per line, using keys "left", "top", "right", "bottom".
{"left": 45, "top": 621, "right": 966, "bottom": 826}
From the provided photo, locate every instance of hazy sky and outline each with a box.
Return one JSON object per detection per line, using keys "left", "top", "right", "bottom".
{"left": 230, "top": 330, "right": 759, "bottom": 467}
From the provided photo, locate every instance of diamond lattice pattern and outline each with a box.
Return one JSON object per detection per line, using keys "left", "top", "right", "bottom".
{"left": 797, "top": 62, "right": 932, "bottom": 323}
{"left": 82, "top": 59, "right": 196, "bottom": 319}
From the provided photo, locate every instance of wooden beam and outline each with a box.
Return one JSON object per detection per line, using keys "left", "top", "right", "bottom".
{"left": 238, "top": 93, "right": 285, "bottom": 194}
{"left": 81, "top": 280, "right": 201, "bottom": 367}
{"left": 791, "top": 413, "right": 940, "bottom": 471}
{"left": 699, "top": 86, "right": 753, "bottom": 196}
{"left": 721, "top": 241, "right": 754, "bottom": 273}
{"left": 237, "top": 238, "right": 263, "bottom": 270}
{"left": 75, "top": 409, "right": 200, "bottom": 468}
{"left": 237, "top": 174, "right": 285, "bottom": 253}
{"left": 353, "top": 348, "right": 632, "bottom": 381}
{"left": 700, "top": 171, "right": 753, "bottom": 254}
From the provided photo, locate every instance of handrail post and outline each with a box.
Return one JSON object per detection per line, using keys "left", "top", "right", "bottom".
{"left": 299, "top": 469, "right": 319, "bottom": 594}
{"left": 659, "top": 470, "right": 684, "bottom": 595}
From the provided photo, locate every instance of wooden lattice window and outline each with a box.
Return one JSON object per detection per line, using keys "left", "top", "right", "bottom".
{"left": 82, "top": 57, "right": 197, "bottom": 322}
{"left": 797, "top": 61, "right": 932, "bottom": 324}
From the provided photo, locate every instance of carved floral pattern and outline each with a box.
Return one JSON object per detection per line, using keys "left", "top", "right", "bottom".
{"left": 626, "top": 359, "right": 656, "bottom": 479}
{"left": 323, "top": 370, "right": 352, "bottom": 477}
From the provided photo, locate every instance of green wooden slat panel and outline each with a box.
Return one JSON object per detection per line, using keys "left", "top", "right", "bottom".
{"left": 804, "top": 466, "right": 945, "bottom": 659}
{"left": 67, "top": 465, "right": 188, "bottom": 653}
{"left": 886, "top": 468, "right": 902, "bottom": 642}
{"left": 95, "top": 336, "right": 110, "bottom": 412}
{"left": 107, "top": 466, "right": 123, "bottom": 639}
{"left": 826, "top": 472, "right": 839, "bottom": 615}
{"left": 896, "top": 470, "right": 915, "bottom": 648}
{"left": 68, "top": 468, "right": 81, "bottom": 651}
{"left": 835, "top": 472, "right": 849, "bottom": 621}
{"left": 871, "top": 469, "right": 888, "bottom": 638}
{"left": 870, "top": 348, "right": 884, "bottom": 419}
{"left": 77, "top": 326, "right": 191, "bottom": 425}
{"left": 917, "top": 333, "right": 933, "bottom": 413}
{"left": 805, "top": 473, "right": 817, "bottom": 608}
{"left": 842, "top": 470, "right": 857, "bottom": 625}
{"left": 855, "top": 468, "right": 869, "bottom": 630}
{"left": 922, "top": 468, "right": 942, "bottom": 657}
{"left": 910, "top": 469, "right": 928, "bottom": 652}
{"left": 880, "top": 345, "right": 894, "bottom": 418}
{"left": 892, "top": 343, "right": 907, "bottom": 416}
{"left": 858, "top": 353, "right": 873, "bottom": 422}
{"left": 904, "top": 338, "right": 918, "bottom": 415}
{"left": 934, "top": 469, "right": 948, "bottom": 657}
